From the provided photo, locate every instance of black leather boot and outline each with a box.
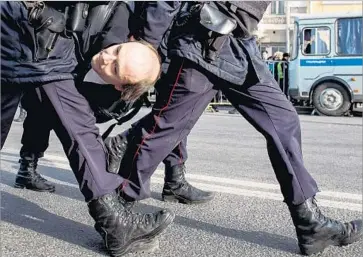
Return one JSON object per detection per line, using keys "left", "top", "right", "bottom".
{"left": 162, "top": 164, "right": 215, "bottom": 204}
{"left": 14, "top": 154, "right": 55, "bottom": 192}
{"left": 105, "top": 136, "right": 215, "bottom": 205}
{"left": 104, "top": 134, "right": 128, "bottom": 174}
{"left": 289, "top": 197, "right": 362, "bottom": 255}
{"left": 88, "top": 192, "right": 175, "bottom": 257}
{"left": 14, "top": 107, "right": 27, "bottom": 122}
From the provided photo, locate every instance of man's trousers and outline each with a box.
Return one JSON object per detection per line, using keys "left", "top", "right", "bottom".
{"left": 119, "top": 38, "right": 319, "bottom": 206}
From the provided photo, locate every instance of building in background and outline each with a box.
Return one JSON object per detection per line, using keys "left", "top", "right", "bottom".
{"left": 256, "top": 0, "right": 362, "bottom": 58}
{"left": 310, "top": 1, "right": 362, "bottom": 13}
{"left": 257, "top": 1, "right": 308, "bottom": 57}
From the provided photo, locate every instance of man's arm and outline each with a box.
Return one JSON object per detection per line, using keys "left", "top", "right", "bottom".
{"left": 80, "top": 2, "right": 130, "bottom": 62}
{"left": 99, "top": 2, "right": 132, "bottom": 49}
{"left": 138, "top": 1, "right": 182, "bottom": 49}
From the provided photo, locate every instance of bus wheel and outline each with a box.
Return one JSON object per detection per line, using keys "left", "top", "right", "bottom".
{"left": 312, "top": 83, "right": 351, "bottom": 116}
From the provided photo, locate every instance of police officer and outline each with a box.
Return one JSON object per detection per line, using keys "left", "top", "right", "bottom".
{"left": 105, "top": 1, "right": 362, "bottom": 255}
{"left": 105, "top": 3, "right": 215, "bottom": 205}
{"left": 1, "top": 1, "right": 79, "bottom": 147}
{"left": 14, "top": 1, "right": 214, "bottom": 205}
{"left": 1, "top": 1, "right": 174, "bottom": 256}
{"left": 13, "top": 81, "right": 149, "bottom": 193}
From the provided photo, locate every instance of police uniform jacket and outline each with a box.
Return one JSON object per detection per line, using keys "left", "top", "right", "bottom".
{"left": 137, "top": 1, "right": 270, "bottom": 86}
{"left": 1, "top": 1, "right": 78, "bottom": 84}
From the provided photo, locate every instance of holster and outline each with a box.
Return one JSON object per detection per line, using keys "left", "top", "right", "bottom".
{"left": 198, "top": 2, "right": 254, "bottom": 62}
{"left": 25, "top": 1, "right": 90, "bottom": 60}
{"left": 65, "top": 2, "right": 89, "bottom": 33}
{"left": 203, "top": 33, "right": 229, "bottom": 62}
{"left": 26, "top": 1, "right": 66, "bottom": 60}
{"left": 199, "top": 3, "right": 237, "bottom": 35}
{"left": 198, "top": 3, "right": 237, "bottom": 62}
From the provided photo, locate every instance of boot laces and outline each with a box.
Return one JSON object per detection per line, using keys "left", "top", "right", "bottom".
{"left": 110, "top": 136, "right": 127, "bottom": 156}
{"left": 115, "top": 195, "right": 151, "bottom": 225}
{"left": 33, "top": 171, "right": 48, "bottom": 183}
{"left": 179, "top": 165, "right": 190, "bottom": 190}
{"left": 20, "top": 160, "right": 48, "bottom": 183}
{"left": 313, "top": 198, "right": 343, "bottom": 229}
{"left": 178, "top": 166, "right": 202, "bottom": 194}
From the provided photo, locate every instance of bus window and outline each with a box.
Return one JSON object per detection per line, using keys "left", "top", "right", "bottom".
{"left": 337, "top": 17, "right": 362, "bottom": 55}
{"left": 303, "top": 27, "right": 330, "bottom": 55}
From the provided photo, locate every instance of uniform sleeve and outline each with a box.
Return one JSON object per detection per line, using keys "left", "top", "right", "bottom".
{"left": 100, "top": 2, "right": 132, "bottom": 49}
{"left": 139, "top": 1, "right": 181, "bottom": 49}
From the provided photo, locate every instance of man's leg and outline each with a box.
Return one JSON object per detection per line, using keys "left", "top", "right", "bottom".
{"left": 113, "top": 57, "right": 218, "bottom": 200}
{"left": 42, "top": 81, "right": 124, "bottom": 200}
{"left": 162, "top": 137, "right": 188, "bottom": 168}
{"left": 14, "top": 88, "right": 55, "bottom": 192}
{"left": 161, "top": 137, "right": 215, "bottom": 204}
{"left": 105, "top": 66, "right": 215, "bottom": 204}
{"left": 41, "top": 80, "right": 174, "bottom": 256}
{"left": 222, "top": 46, "right": 318, "bottom": 206}
{"left": 220, "top": 38, "right": 362, "bottom": 255}
{"left": 1, "top": 83, "right": 22, "bottom": 149}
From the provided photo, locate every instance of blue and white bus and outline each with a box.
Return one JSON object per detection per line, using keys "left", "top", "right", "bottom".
{"left": 289, "top": 13, "right": 362, "bottom": 116}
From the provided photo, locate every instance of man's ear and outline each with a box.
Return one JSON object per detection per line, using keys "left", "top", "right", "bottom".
{"left": 113, "top": 83, "right": 123, "bottom": 92}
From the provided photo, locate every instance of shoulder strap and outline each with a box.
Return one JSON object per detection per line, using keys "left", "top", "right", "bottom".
{"left": 101, "top": 98, "right": 146, "bottom": 140}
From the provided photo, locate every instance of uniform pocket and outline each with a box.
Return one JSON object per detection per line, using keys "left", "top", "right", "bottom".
{"left": 45, "top": 35, "right": 75, "bottom": 60}
{"left": 242, "top": 39, "right": 276, "bottom": 84}
{"left": 208, "top": 36, "right": 249, "bottom": 85}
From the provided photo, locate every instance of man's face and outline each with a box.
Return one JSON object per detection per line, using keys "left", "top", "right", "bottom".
{"left": 91, "top": 44, "right": 124, "bottom": 86}
{"left": 91, "top": 42, "right": 160, "bottom": 91}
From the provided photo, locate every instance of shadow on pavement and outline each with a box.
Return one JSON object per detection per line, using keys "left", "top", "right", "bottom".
{"left": 0, "top": 191, "right": 106, "bottom": 256}
{"left": 1, "top": 168, "right": 299, "bottom": 254}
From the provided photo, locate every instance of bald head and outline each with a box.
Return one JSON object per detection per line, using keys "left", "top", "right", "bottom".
{"left": 91, "top": 40, "right": 161, "bottom": 101}
{"left": 118, "top": 41, "right": 161, "bottom": 85}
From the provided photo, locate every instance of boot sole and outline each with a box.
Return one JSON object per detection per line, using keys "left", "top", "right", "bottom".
{"left": 107, "top": 212, "right": 175, "bottom": 257}
{"left": 300, "top": 240, "right": 334, "bottom": 256}
{"left": 109, "top": 238, "right": 159, "bottom": 257}
{"left": 14, "top": 183, "right": 55, "bottom": 193}
{"left": 300, "top": 233, "right": 362, "bottom": 256}
{"left": 162, "top": 194, "right": 214, "bottom": 205}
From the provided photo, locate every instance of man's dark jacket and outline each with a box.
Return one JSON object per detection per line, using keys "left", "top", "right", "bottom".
{"left": 0, "top": 1, "right": 132, "bottom": 85}
{"left": 1, "top": 1, "right": 141, "bottom": 124}
{"left": 1, "top": 1, "right": 78, "bottom": 84}
{"left": 137, "top": 1, "right": 270, "bottom": 86}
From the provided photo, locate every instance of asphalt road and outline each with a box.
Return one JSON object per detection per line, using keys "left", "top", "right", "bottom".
{"left": 1, "top": 108, "right": 362, "bottom": 257}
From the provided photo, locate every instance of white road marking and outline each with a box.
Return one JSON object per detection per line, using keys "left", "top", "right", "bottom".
{"left": 1, "top": 150, "right": 362, "bottom": 212}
